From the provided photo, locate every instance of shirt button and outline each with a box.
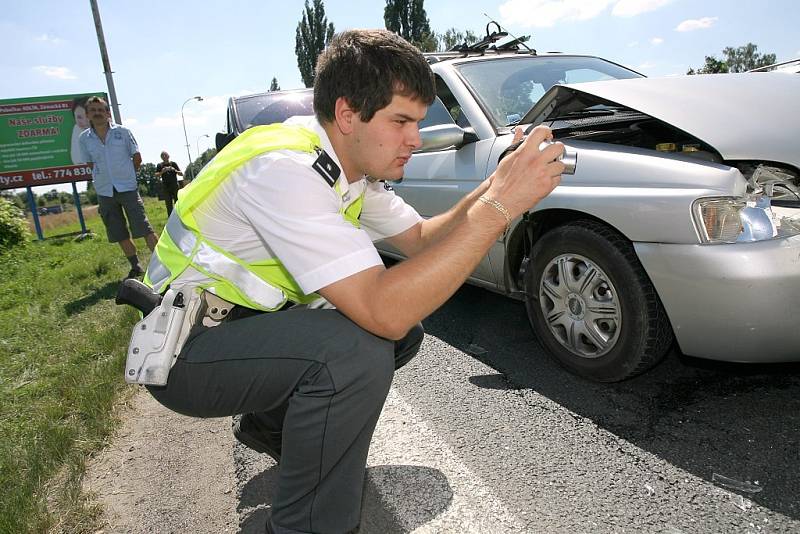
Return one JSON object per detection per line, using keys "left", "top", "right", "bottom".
{"left": 342, "top": 192, "right": 350, "bottom": 201}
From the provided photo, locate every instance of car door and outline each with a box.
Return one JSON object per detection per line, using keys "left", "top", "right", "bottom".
{"left": 389, "top": 74, "right": 500, "bottom": 286}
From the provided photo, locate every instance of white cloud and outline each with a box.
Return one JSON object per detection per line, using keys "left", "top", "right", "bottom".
{"left": 612, "top": 0, "right": 672, "bottom": 17}
{"left": 35, "top": 33, "right": 65, "bottom": 45}
{"left": 32, "top": 65, "right": 76, "bottom": 80}
{"left": 627, "top": 40, "right": 639, "bottom": 47}
{"left": 636, "top": 61, "right": 656, "bottom": 71}
{"left": 499, "top": 0, "right": 613, "bottom": 28}
{"left": 650, "top": 37, "right": 664, "bottom": 45}
{"left": 675, "top": 17, "right": 718, "bottom": 32}
{"left": 497, "top": 0, "right": 673, "bottom": 28}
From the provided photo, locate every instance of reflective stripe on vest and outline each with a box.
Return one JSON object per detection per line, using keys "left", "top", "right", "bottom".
{"left": 147, "top": 215, "right": 288, "bottom": 308}
{"left": 145, "top": 123, "right": 365, "bottom": 310}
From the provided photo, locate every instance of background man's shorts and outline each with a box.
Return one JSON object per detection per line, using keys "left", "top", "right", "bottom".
{"left": 98, "top": 190, "right": 154, "bottom": 243}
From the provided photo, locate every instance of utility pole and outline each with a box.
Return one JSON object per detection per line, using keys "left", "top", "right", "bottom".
{"left": 89, "top": 0, "right": 122, "bottom": 124}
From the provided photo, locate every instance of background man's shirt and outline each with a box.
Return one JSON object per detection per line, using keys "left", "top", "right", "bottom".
{"left": 79, "top": 124, "right": 139, "bottom": 197}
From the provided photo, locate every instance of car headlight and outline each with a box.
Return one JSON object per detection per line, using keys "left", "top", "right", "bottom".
{"left": 692, "top": 195, "right": 800, "bottom": 243}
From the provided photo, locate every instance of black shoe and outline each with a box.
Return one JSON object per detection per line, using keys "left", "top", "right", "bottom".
{"left": 126, "top": 266, "right": 145, "bottom": 279}
{"left": 233, "top": 413, "right": 282, "bottom": 463}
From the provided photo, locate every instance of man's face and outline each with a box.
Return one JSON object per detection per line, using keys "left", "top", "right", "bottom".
{"left": 86, "top": 102, "right": 110, "bottom": 127}
{"left": 350, "top": 94, "right": 426, "bottom": 181}
{"left": 161, "top": 153, "right": 169, "bottom": 162}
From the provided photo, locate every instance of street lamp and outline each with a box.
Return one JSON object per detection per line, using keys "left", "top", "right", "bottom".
{"left": 196, "top": 134, "right": 210, "bottom": 159}
{"left": 181, "top": 95, "right": 202, "bottom": 181}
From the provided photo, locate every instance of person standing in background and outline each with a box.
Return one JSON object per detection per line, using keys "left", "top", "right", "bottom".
{"left": 155, "top": 151, "right": 183, "bottom": 215}
{"left": 79, "top": 96, "right": 158, "bottom": 279}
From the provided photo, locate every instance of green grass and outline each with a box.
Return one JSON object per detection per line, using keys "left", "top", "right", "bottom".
{"left": 0, "top": 198, "right": 167, "bottom": 534}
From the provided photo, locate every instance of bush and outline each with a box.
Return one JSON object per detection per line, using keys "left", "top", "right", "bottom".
{"left": 0, "top": 196, "right": 30, "bottom": 251}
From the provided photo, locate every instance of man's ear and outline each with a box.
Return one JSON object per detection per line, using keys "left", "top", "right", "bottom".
{"left": 333, "top": 97, "right": 357, "bottom": 135}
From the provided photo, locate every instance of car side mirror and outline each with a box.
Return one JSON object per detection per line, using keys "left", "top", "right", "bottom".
{"left": 216, "top": 131, "right": 235, "bottom": 152}
{"left": 417, "top": 124, "right": 479, "bottom": 153}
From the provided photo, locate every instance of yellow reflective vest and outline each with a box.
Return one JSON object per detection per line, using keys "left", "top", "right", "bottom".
{"left": 144, "top": 123, "right": 365, "bottom": 311}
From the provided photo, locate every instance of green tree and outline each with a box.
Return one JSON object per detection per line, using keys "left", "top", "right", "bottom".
{"left": 723, "top": 43, "right": 777, "bottom": 72}
{"left": 437, "top": 28, "right": 479, "bottom": 51}
{"left": 0, "top": 191, "right": 25, "bottom": 211}
{"left": 13, "top": 191, "right": 29, "bottom": 211}
{"left": 687, "top": 55, "right": 729, "bottom": 75}
{"left": 384, "top": 0, "right": 436, "bottom": 52}
{"left": 85, "top": 181, "right": 98, "bottom": 205}
{"left": 186, "top": 148, "right": 218, "bottom": 183}
{"left": 295, "top": 0, "right": 335, "bottom": 88}
{"left": 688, "top": 43, "right": 776, "bottom": 74}
{"left": 136, "top": 162, "right": 157, "bottom": 197}
{"left": 269, "top": 77, "right": 281, "bottom": 91}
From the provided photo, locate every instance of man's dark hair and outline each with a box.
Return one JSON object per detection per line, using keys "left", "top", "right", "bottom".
{"left": 314, "top": 29, "right": 435, "bottom": 123}
{"left": 85, "top": 96, "right": 110, "bottom": 111}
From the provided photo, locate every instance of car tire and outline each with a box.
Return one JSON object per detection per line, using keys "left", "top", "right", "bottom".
{"left": 524, "top": 220, "right": 674, "bottom": 382}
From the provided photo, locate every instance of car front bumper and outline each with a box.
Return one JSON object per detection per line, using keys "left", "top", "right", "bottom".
{"left": 634, "top": 234, "right": 800, "bottom": 362}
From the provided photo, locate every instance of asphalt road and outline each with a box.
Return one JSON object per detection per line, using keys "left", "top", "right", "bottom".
{"left": 234, "top": 283, "right": 800, "bottom": 533}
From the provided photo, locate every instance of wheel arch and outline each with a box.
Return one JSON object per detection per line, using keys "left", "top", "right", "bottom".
{"left": 505, "top": 208, "right": 634, "bottom": 294}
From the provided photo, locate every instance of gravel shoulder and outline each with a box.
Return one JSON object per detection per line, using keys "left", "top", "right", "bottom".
{"left": 83, "top": 387, "right": 239, "bottom": 533}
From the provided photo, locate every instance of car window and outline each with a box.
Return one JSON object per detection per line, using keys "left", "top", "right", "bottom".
{"left": 419, "top": 96, "right": 457, "bottom": 130}
{"left": 564, "top": 69, "right": 619, "bottom": 83}
{"left": 234, "top": 90, "right": 314, "bottom": 131}
{"left": 456, "top": 56, "right": 642, "bottom": 127}
{"left": 433, "top": 75, "right": 471, "bottom": 128}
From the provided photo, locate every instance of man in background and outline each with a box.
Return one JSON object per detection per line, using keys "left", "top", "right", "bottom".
{"left": 79, "top": 96, "right": 158, "bottom": 279}
{"left": 155, "top": 151, "right": 183, "bottom": 215}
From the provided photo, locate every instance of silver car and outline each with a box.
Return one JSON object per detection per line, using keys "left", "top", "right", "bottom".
{"left": 377, "top": 50, "right": 800, "bottom": 381}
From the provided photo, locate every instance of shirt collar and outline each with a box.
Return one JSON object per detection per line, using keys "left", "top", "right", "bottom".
{"left": 89, "top": 121, "right": 120, "bottom": 139}
{"left": 285, "top": 115, "right": 365, "bottom": 195}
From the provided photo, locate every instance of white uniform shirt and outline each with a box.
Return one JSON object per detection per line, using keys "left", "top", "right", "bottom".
{"left": 173, "top": 116, "right": 422, "bottom": 298}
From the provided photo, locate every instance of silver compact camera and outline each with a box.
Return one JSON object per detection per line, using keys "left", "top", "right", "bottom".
{"left": 499, "top": 138, "right": 578, "bottom": 175}
{"left": 538, "top": 139, "right": 577, "bottom": 175}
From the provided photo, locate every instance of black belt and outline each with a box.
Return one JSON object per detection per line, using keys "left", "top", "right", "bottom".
{"left": 225, "top": 301, "right": 294, "bottom": 322}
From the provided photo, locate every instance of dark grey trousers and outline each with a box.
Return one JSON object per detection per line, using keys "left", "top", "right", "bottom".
{"left": 147, "top": 308, "right": 423, "bottom": 533}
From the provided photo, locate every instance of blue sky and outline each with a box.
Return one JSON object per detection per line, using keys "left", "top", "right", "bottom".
{"left": 2, "top": 0, "right": 798, "bottom": 193}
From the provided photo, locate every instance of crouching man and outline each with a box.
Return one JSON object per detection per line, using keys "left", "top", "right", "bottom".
{"left": 142, "top": 29, "right": 565, "bottom": 534}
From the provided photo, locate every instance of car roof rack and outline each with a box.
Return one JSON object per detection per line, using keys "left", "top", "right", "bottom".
{"left": 426, "top": 21, "right": 536, "bottom": 62}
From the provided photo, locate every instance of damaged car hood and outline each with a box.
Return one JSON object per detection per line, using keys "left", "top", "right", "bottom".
{"left": 522, "top": 73, "right": 800, "bottom": 168}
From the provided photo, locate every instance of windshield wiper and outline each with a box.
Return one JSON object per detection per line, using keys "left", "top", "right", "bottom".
{"left": 550, "top": 108, "right": 617, "bottom": 120}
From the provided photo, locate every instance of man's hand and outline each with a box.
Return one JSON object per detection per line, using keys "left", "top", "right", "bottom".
{"left": 318, "top": 126, "right": 566, "bottom": 341}
{"left": 484, "top": 125, "right": 563, "bottom": 220}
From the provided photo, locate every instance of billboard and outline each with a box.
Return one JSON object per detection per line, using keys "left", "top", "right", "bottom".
{"left": 0, "top": 92, "right": 106, "bottom": 190}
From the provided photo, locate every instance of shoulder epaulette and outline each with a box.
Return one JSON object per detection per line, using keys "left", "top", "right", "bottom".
{"left": 311, "top": 149, "right": 340, "bottom": 187}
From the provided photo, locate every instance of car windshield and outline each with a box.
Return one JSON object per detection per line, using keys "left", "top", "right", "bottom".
{"left": 234, "top": 90, "right": 314, "bottom": 131}
{"left": 455, "top": 56, "right": 642, "bottom": 127}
